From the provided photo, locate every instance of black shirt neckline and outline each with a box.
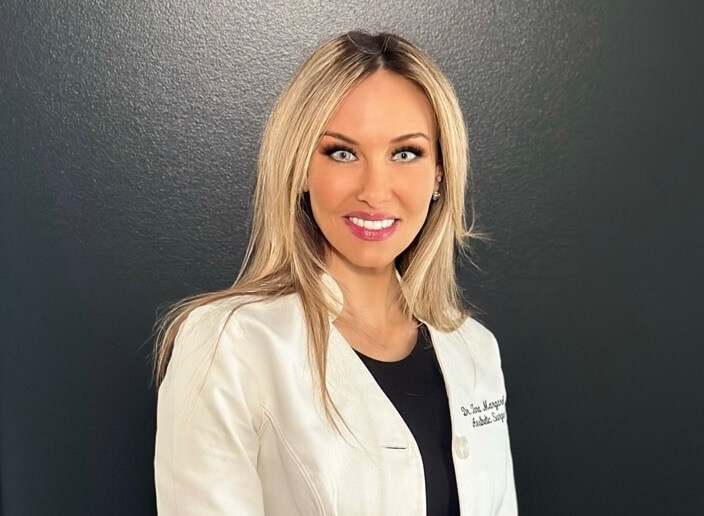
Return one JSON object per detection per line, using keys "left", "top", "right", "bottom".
{"left": 353, "top": 322, "right": 430, "bottom": 366}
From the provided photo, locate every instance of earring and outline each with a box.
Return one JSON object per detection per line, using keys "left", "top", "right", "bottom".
{"left": 432, "top": 191, "right": 441, "bottom": 201}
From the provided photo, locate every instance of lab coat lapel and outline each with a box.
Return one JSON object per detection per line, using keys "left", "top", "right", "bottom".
{"left": 320, "top": 268, "right": 417, "bottom": 450}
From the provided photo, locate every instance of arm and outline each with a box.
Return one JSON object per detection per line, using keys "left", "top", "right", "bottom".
{"left": 154, "top": 303, "right": 265, "bottom": 515}
{"left": 497, "top": 411, "right": 519, "bottom": 515}
{"left": 492, "top": 332, "right": 519, "bottom": 515}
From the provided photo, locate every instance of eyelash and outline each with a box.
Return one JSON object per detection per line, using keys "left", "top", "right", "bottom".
{"left": 322, "top": 144, "right": 425, "bottom": 162}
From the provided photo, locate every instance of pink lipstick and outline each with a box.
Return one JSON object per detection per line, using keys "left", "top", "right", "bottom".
{"left": 343, "top": 214, "right": 399, "bottom": 241}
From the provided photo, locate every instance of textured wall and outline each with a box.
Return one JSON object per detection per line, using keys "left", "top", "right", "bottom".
{"left": 1, "top": 1, "right": 702, "bottom": 514}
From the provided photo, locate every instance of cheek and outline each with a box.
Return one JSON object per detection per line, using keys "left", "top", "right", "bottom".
{"left": 308, "top": 169, "right": 346, "bottom": 219}
{"left": 314, "top": 182, "right": 342, "bottom": 210}
{"left": 395, "top": 176, "right": 434, "bottom": 214}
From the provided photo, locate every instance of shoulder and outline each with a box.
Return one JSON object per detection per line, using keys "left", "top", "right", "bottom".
{"left": 173, "top": 292, "right": 306, "bottom": 359}
{"left": 178, "top": 292, "right": 304, "bottom": 335}
{"left": 166, "top": 293, "right": 306, "bottom": 400}
{"left": 451, "top": 315, "right": 503, "bottom": 368}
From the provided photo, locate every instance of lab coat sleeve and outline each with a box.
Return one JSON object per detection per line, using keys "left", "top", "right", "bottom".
{"left": 497, "top": 411, "right": 519, "bottom": 514}
{"left": 154, "top": 303, "right": 265, "bottom": 515}
{"left": 492, "top": 332, "right": 519, "bottom": 515}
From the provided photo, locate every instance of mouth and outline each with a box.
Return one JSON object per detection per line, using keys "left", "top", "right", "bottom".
{"left": 344, "top": 216, "right": 399, "bottom": 230}
{"left": 343, "top": 216, "right": 400, "bottom": 241}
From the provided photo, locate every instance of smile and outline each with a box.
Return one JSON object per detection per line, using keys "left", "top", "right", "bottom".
{"left": 347, "top": 216, "right": 396, "bottom": 230}
{"left": 343, "top": 217, "right": 399, "bottom": 241}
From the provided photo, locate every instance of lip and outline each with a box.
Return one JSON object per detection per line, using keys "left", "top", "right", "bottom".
{"left": 343, "top": 211, "right": 399, "bottom": 221}
{"left": 343, "top": 217, "right": 399, "bottom": 241}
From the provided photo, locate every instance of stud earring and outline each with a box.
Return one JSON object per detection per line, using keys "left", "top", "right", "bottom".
{"left": 432, "top": 191, "right": 441, "bottom": 201}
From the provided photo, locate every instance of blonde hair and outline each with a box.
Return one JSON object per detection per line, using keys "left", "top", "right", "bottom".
{"left": 151, "top": 30, "right": 480, "bottom": 433}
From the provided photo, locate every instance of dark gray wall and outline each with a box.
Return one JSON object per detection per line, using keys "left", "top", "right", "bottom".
{"left": 1, "top": 1, "right": 702, "bottom": 515}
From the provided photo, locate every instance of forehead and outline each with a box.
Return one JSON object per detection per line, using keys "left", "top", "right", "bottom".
{"left": 324, "top": 70, "right": 436, "bottom": 139}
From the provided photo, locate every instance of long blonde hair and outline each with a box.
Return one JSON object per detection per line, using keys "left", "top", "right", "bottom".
{"left": 151, "top": 30, "right": 480, "bottom": 432}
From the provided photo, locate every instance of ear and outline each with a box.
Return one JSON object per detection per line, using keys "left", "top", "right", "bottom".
{"left": 434, "top": 164, "right": 443, "bottom": 189}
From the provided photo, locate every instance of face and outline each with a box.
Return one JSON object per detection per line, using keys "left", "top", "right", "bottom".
{"left": 305, "top": 70, "right": 442, "bottom": 274}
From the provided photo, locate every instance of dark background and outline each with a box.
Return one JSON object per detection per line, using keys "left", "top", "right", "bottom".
{"left": 1, "top": 1, "right": 703, "bottom": 515}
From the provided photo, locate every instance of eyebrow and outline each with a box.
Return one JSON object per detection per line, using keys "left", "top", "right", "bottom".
{"left": 322, "top": 131, "right": 430, "bottom": 145}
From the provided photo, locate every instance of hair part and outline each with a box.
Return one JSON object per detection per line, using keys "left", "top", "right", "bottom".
{"left": 151, "top": 29, "right": 483, "bottom": 437}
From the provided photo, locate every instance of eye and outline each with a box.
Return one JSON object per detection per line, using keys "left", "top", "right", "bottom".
{"left": 392, "top": 145, "right": 425, "bottom": 163}
{"left": 323, "top": 145, "right": 357, "bottom": 163}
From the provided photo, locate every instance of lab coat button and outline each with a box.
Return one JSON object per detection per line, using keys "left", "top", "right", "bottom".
{"left": 453, "top": 435, "right": 470, "bottom": 459}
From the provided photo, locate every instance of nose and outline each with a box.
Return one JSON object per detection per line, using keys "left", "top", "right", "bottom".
{"left": 356, "top": 158, "right": 392, "bottom": 206}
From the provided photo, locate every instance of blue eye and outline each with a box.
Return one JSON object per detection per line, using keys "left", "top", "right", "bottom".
{"left": 322, "top": 144, "right": 425, "bottom": 163}
{"left": 392, "top": 145, "right": 425, "bottom": 162}
{"left": 323, "top": 145, "right": 357, "bottom": 162}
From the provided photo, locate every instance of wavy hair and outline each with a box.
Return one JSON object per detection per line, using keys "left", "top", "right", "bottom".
{"left": 151, "top": 30, "right": 480, "bottom": 433}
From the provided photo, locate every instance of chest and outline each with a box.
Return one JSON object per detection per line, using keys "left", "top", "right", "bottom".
{"left": 253, "top": 322, "right": 511, "bottom": 515}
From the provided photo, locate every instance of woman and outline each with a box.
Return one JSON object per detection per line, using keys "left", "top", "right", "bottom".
{"left": 153, "top": 30, "right": 517, "bottom": 515}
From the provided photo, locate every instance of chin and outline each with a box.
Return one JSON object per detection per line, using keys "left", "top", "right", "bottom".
{"left": 328, "top": 244, "right": 399, "bottom": 271}
{"left": 351, "top": 244, "right": 411, "bottom": 269}
{"left": 349, "top": 256, "right": 397, "bottom": 271}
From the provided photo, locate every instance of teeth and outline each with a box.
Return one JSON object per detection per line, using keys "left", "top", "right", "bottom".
{"left": 348, "top": 217, "right": 396, "bottom": 230}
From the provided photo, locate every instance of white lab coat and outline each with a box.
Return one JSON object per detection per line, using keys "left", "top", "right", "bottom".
{"left": 154, "top": 271, "right": 518, "bottom": 515}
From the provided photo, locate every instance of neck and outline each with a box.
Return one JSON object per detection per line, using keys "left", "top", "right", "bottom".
{"left": 324, "top": 252, "right": 407, "bottom": 329}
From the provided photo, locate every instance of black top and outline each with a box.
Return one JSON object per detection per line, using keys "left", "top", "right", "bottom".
{"left": 354, "top": 323, "right": 460, "bottom": 516}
